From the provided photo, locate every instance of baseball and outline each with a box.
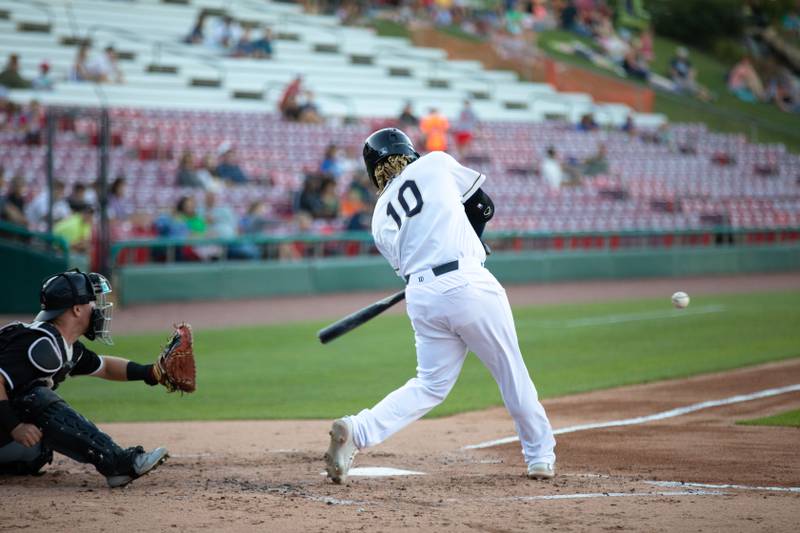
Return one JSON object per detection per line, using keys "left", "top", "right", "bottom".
{"left": 671, "top": 291, "right": 690, "bottom": 309}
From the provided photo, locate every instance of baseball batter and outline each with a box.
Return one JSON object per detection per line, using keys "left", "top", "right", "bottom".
{"left": 325, "top": 128, "right": 556, "bottom": 483}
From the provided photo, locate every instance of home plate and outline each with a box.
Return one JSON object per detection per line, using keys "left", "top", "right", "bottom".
{"left": 320, "top": 467, "right": 426, "bottom": 477}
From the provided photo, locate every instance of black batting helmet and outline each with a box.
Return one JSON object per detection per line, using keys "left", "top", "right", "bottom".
{"left": 362, "top": 128, "right": 419, "bottom": 189}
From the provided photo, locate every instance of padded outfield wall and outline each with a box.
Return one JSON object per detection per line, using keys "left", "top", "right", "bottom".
{"left": 116, "top": 245, "right": 800, "bottom": 305}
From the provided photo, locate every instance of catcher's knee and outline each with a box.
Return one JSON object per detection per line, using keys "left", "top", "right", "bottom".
{"left": 0, "top": 442, "right": 53, "bottom": 476}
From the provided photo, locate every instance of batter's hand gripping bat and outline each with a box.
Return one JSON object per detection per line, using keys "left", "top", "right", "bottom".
{"left": 317, "top": 290, "right": 406, "bottom": 344}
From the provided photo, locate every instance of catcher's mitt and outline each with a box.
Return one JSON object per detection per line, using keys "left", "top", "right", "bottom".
{"left": 152, "top": 323, "right": 196, "bottom": 393}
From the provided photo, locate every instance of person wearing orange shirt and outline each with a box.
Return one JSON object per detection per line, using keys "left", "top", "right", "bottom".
{"left": 419, "top": 107, "right": 450, "bottom": 152}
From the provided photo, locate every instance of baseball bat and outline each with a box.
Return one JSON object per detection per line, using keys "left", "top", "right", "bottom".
{"left": 318, "top": 289, "right": 406, "bottom": 344}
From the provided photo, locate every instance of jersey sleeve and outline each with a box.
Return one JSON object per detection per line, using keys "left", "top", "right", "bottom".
{"left": 69, "top": 342, "right": 104, "bottom": 376}
{"left": 441, "top": 152, "right": 486, "bottom": 202}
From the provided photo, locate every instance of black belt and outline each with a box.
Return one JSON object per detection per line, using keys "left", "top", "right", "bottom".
{"left": 404, "top": 260, "right": 459, "bottom": 284}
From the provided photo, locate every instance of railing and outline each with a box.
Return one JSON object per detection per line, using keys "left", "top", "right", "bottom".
{"left": 0, "top": 220, "right": 70, "bottom": 259}
{"left": 109, "top": 226, "right": 800, "bottom": 270}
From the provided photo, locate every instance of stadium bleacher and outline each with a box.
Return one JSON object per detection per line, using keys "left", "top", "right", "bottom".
{"left": 1, "top": 0, "right": 799, "bottom": 238}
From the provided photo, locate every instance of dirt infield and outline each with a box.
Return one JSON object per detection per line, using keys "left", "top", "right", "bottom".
{"left": 1, "top": 273, "right": 799, "bottom": 531}
{"left": 1, "top": 360, "right": 798, "bottom": 532}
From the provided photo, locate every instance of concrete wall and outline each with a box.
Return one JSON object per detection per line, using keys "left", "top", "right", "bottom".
{"left": 116, "top": 245, "right": 800, "bottom": 305}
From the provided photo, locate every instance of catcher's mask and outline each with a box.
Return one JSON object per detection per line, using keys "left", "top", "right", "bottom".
{"left": 36, "top": 269, "right": 114, "bottom": 345}
{"left": 363, "top": 128, "right": 419, "bottom": 189}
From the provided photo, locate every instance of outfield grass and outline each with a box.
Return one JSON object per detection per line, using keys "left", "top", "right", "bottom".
{"left": 60, "top": 290, "right": 800, "bottom": 422}
{"left": 738, "top": 409, "right": 800, "bottom": 428}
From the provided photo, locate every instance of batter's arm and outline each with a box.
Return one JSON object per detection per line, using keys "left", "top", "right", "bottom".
{"left": 463, "top": 187, "right": 494, "bottom": 238}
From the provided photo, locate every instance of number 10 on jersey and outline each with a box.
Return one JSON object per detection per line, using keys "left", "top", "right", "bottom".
{"left": 386, "top": 180, "right": 423, "bottom": 229}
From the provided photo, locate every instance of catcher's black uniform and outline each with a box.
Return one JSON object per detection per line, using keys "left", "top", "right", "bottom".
{"left": 0, "top": 270, "right": 167, "bottom": 484}
{"left": 0, "top": 321, "right": 102, "bottom": 445}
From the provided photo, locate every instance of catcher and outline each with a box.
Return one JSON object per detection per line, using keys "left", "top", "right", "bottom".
{"left": 0, "top": 269, "right": 196, "bottom": 487}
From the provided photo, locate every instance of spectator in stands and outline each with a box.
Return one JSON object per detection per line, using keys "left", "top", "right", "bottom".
{"left": 582, "top": 142, "right": 609, "bottom": 176}
{"left": 767, "top": 67, "right": 800, "bottom": 114}
{"left": 1, "top": 176, "right": 28, "bottom": 228}
{"left": 53, "top": 203, "right": 94, "bottom": 271}
{"left": 639, "top": 26, "right": 654, "bottom": 63}
{"left": 235, "top": 26, "right": 273, "bottom": 59}
{"left": 337, "top": 145, "right": 362, "bottom": 179}
{"left": 622, "top": 39, "right": 649, "bottom": 81}
{"left": 621, "top": 114, "right": 636, "bottom": 135}
{"left": 728, "top": 56, "right": 765, "bottom": 102}
{"left": 397, "top": 101, "right": 419, "bottom": 129}
{"left": 20, "top": 99, "right": 45, "bottom": 145}
{"left": 185, "top": 11, "right": 207, "bottom": 44}
{"left": 0, "top": 54, "right": 31, "bottom": 89}
{"left": 453, "top": 100, "right": 479, "bottom": 157}
{"left": 32, "top": 62, "right": 54, "bottom": 91}
{"left": 668, "top": 47, "right": 712, "bottom": 102}
{"left": 279, "top": 75, "right": 304, "bottom": 121}
{"left": 83, "top": 180, "right": 99, "bottom": 209}
{"left": 784, "top": 6, "right": 800, "bottom": 37}
{"left": 174, "top": 195, "right": 220, "bottom": 261}
{"left": 208, "top": 15, "right": 242, "bottom": 52}
{"left": 316, "top": 178, "right": 339, "bottom": 220}
{"left": 348, "top": 170, "right": 372, "bottom": 204}
{"left": 204, "top": 190, "right": 258, "bottom": 259}
{"left": 67, "top": 182, "right": 88, "bottom": 211}
{"left": 108, "top": 177, "right": 134, "bottom": 221}
{"left": 26, "top": 180, "right": 71, "bottom": 231}
{"left": 340, "top": 188, "right": 370, "bottom": 231}
{"left": 0, "top": 95, "right": 21, "bottom": 132}
{"left": 176, "top": 151, "right": 204, "bottom": 188}
{"left": 320, "top": 144, "right": 344, "bottom": 179}
{"left": 239, "top": 200, "right": 273, "bottom": 235}
{"left": 559, "top": 0, "right": 580, "bottom": 33}
{"left": 71, "top": 43, "right": 93, "bottom": 82}
{"left": 215, "top": 144, "right": 249, "bottom": 184}
{"left": 297, "top": 91, "right": 323, "bottom": 123}
{"left": 540, "top": 146, "right": 565, "bottom": 190}
{"left": 420, "top": 107, "right": 450, "bottom": 152}
{"left": 195, "top": 154, "right": 225, "bottom": 192}
{"left": 88, "top": 46, "right": 124, "bottom": 84}
{"left": 577, "top": 113, "right": 598, "bottom": 132}
{"left": 298, "top": 173, "right": 323, "bottom": 216}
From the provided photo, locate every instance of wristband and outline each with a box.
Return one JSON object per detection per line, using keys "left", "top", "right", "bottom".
{"left": 126, "top": 362, "right": 158, "bottom": 386}
{"left": 0, "top": 400, "right": 21, "bottom": 434}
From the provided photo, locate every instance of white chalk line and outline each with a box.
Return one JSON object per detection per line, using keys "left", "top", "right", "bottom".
{"left": 464, "top": 383, "right": 800, "bottom": 450}
{"left": 646, "top": 481, "right": 800, "bottom": 494}
{"left": 518, "top": 305, "right": 726, "bottom": 329}
{"left": 447, "top": 489, "right": 723, "bottom": 503}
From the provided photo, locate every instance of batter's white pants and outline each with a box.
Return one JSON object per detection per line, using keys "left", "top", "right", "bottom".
{"left": 349, "top": 262, "right": 556, "bottom": 466}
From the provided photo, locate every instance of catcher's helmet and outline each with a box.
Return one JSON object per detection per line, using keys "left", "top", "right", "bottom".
{"left": 35, "top": 269, "right": 114, "bottom": 344}
{"left": 363, "top": 128, "right": 419, "bottom": 188}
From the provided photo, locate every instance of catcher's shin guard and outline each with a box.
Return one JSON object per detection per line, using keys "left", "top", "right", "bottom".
{"left": 14, "top": 387, "right": 139, "bottom": 477}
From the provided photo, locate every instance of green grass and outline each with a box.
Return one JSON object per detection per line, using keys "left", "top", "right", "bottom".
{"left": 58, "top": 289, "right": 800, "bottom": 423}
{"left": 535, "top": 30, "right": 800, "bottom": 152}
{"left": 371, "top": 19, "right": 412, "bottom": 40}
{"left": 738, "top": 409, "right": 800, "bottom": 428}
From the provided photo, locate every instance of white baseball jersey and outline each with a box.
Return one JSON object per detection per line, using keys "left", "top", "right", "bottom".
{"left": 343, "top": 149, "right": 556, "bottom": 471}
{"left": 372, "top": 151, "right": 487, "bottom": 278}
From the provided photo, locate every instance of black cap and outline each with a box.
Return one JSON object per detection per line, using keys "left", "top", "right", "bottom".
{"left": 35, "top": 271, "right": 95, "bottom": 322}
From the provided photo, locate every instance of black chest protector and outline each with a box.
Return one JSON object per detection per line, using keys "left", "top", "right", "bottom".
{"left": 0, "top": 322, "right": 79, "bottom": 394}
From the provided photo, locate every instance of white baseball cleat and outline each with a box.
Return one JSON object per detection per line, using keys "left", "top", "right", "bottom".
{"left": 107, "top": 446, "right": 169, "bottom": 488}
{"left": 527, "top": 462, "right": 555, "bottom": 480}
{"left": 324, "top": 418, "right": 358, "bottom": 484}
